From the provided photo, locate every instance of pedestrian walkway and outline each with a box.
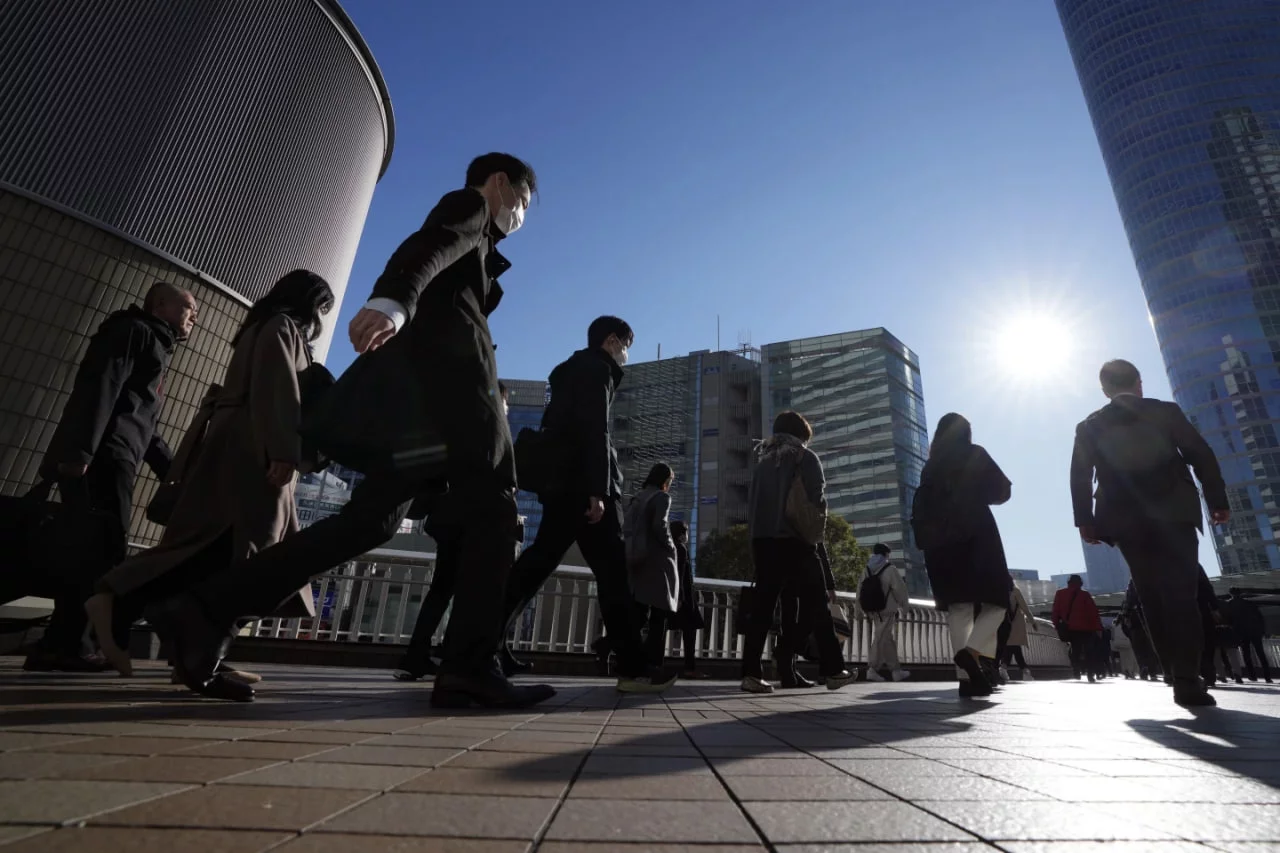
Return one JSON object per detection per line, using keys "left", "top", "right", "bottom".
{"left": 1, "top": 658, "right": 1278, "bottom": 851}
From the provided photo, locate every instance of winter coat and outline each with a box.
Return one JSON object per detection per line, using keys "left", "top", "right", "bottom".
{"left": 302, "top": 188, "right": 515, "bottom": 497}
{"left": 919, "top": 443, "right": 1011, "bottom": 610}
{"left": 625, "top": 487, "right": 680, "bottom": 613}
{"left": 1007, "top": 586, "right": 1034, "bottom": 647}
{"left": 41, "top": 306, "right": 176, "bottom": 477}
{"left": 539, "top": 348, "right": 625, "bottom": 501}
{"left": 1224, "top": 595, "right": 1266, "bottom": 640}
{"left": 670, "top": 539, "right": 704, "bottom": 630}
{"left": 1052, "top": 583, "right": 1103, "bottom": 632}
{"left": 748, "top": 433, "right": 826, "bottom": 541}
{"left": 100, "top": 314, "right": 310, "bottom": 608}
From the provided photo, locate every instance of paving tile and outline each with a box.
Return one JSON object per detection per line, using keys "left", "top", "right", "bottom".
{"left": 0, "top": 751, "right": 125, "bottom": 779}
{"left": 360, "top": 733, "right": 496, "bottom": 749}
{"left": 274, "top": 837, "right": 528, "bottom": 853}
{"left": 878, "top": 775, "right": 1052, "bottom": 801}
{"left": 996, "top": 843, "right": 1219, "bottom": 853}
{"left": 1137, "top": 776, "right": 1280, "bottom": 804}
{"left": 778, "top": 845, "right": 990, "bottom": 853}
{"left": 43, "top": 737, "right": 218, "bottom": 756}
{"left": 244, "top": 730, "right": 374, "bottom": 745}
{"left": 177, "top": 741, "right": 341, "bottom": 761}
{"left": 568, "top": 773, "right": 731, "bottom": 800}
{"left": 1101, "top": 803, "right": 1280, "bottom": 842}
{"left": 744, "top": 801, "right": 975, "bottom": 843}
{"left": 0, "top": 779, "right": 189, "bottom": 823}
{"left": 711, "top": 757, "right": 845, "bottom": 776}
{"left": 923, "top": 801, "right": 1177, "bottom": 841}
{"left": 318, "top": 793, "right": 557, "bottom": 839}
{"left": 131, "top": 725, "right": 280, "bottom": 741}
{"left": 545, "top": 799, "right": 757, "bottom": 843}
{"left": 724, "top": 775, "right": 889, "bottom": 801}
{"left": 537, "top": 840, "right": 757, "bottom": 845}
{"left": 222, "top": 761, "right": 427, "bottom": 791}
{"left": 443, "top": 749, "right": 582, "bottom": 775}
{"left": 0, "top": 827, "right": 48, "bottom": 846}
{"left": 395, "top": 767, "right": 570, "bottom": 798}
{"left": 64, "top": 756, "right": 277, "bottom": 783}
{"left": 0, "top": 732, "right": 92, "bottom": 752}
{"left": 829, "top": 758, "right": 977, "bottom": 778}
{"left": 0, "top": 826, "right": 290, "bottom": 852}
{"left": 1013, "top": 776, "right": 1173, "bottom": 803}
{"left": 94, "top": 785, "right": 371, "bottom": 831}
{"left": 579, "top": 755, "right": 711, "bottom": 776}
{"left": 300, "top": 745, "right": 461, "bottom": 767}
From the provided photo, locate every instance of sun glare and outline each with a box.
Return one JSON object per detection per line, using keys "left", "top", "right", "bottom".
{"left": 992, "top": 310, "right": 1076, "bottom": 383}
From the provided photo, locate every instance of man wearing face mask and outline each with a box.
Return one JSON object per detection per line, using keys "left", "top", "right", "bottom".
{"left": 499, "top": 317, "right": 674, "bottom": 693}
{"left": 148, "top": 154, "right": 556, "bottom": 709}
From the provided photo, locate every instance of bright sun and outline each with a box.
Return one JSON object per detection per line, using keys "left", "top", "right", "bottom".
{"left": 992, "top": 310, "right": 1075, "bottom": 382}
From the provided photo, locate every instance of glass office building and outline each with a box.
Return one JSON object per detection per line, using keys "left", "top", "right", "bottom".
{"left": 761, "top": 329, "right": 930, "bottom": 594}
{"left": 1056, "top": 1, "right": 1280, "bottom": 574}
{"left": 503, "top": 378, "right": 550, "bottom": 546}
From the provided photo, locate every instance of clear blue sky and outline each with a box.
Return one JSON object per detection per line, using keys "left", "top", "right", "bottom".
{"left": 330, "top": 0, "right": 1220, "bottom": 580}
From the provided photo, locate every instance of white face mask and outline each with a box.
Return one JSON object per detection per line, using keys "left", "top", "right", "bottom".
{"left": 493, "top": 182, "right": 524, "bottom": 236}
{"left": 612, "top": 344, "right": 629, "bottom": 367}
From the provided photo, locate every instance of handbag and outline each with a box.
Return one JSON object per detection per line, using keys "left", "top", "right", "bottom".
{"left": 1055, "top": 588, "right": 1080, "bottom": 642}
{"left": 784, "top": 469, "right": 826, "bottom": 545}
{"left": 0, "top": 479, "right": 116, "bottom": 604}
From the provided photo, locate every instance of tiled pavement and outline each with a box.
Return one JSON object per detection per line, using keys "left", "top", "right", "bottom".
{"left": 1, "top": 659, "right": 1278, "bottom": 852}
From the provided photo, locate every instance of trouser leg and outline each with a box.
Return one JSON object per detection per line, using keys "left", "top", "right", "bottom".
{"left": 1118, "top": 526, "right": 1202, "bottom": 681}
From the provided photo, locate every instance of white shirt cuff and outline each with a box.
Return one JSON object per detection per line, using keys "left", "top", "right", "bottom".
{"left": 363, "top": 298, "right": 407, "bottom": 332}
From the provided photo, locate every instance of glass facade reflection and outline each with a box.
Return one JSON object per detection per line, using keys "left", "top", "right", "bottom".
{"left": 1057, "top": 0, "right": 1280, "bottom": 574}
{"left": 761, "top": 329, "right": 930, "bottom": 595}
{"left": 502, "top": 378, "right": 549, "bottom": 545}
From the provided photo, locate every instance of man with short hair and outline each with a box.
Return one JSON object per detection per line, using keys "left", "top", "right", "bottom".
{"left": 152, "top": 154, "right": 556, "bottom": 709}
{"left": 500, "top": 316, "right": 671, "bottom": 693}
{"left": 1070, "top": 359, "right": 1229, "bottom": 707}
{"left": 25, "top": 282, "right": 197, "bottom": 672}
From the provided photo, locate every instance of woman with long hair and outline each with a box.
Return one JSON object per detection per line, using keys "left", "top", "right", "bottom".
{"left": 625, "top": 462, "right": 681, "bottom": 670}
{"left": 913, "top": 412, "right": 1012, "bottom": 697}
{"left": 85, "top": 270, "right": 334, "bottom": 681}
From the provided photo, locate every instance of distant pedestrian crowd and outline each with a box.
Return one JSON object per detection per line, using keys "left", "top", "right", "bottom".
{"left": 3, "top": 153, "right": 1273, "bottom": 712}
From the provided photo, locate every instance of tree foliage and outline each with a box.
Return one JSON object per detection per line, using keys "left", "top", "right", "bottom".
{"left": 695, "top": 516, "right": 870, "bottom": 592}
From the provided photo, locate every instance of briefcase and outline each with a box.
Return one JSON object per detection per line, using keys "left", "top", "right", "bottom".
{"left": 0, "top": 480, "right": 115, "bottom": 605}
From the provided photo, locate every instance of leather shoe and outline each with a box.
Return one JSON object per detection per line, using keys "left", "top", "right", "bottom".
{"left": 147, "top": 594, "right": 234, "bottom": 696}
{"left": 1173, "top": 678, "right": 1216, "bottom": 708}
{"left": 23, "top": 651, "right": 113, "bottom": 673}
{"left": 431, "top": 672, "right": 555, "bottom": 709}
{"left": 779, "top": 671, "right": 816, "bottom": 689}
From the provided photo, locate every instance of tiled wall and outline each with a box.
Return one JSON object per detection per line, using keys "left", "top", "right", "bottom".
{"left": 0, "top": 189, "right": 248, "bottom": 546}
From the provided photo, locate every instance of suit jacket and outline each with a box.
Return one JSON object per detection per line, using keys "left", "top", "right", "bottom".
{"left": 1070, "top": 395, "right": 1227, "bottom": 537}
{"left": 306, "top": 189, "right": 515, "bottom": 489}
{"left": 540, "top": 348, "right": 624, "bottom": 500}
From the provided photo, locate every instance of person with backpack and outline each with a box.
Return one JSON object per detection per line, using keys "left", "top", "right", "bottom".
{"left": 860, "top": 543, "right": 909, "bottom": 682}
{"left": 1070, "top": 359, "right": 1228, "bottom": 708}
{"left": 911, "top": 412, "right": 1012, "bottom": 698}
{"left": 625, "top": 463, "right": 681, "bottom": 671}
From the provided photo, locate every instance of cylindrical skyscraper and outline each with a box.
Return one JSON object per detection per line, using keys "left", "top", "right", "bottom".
{"left": 1056, "top": 0, "right": 1280, "bottom": 575}
{"left": 0, "top": 0, "right": 393, "bottom": 544}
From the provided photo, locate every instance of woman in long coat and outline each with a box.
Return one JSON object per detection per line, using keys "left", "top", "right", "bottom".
{"left": 914, "top": 412, "right": 1012, "bottom": 697}
{"left": 625, "top": 463, "right": 681, "bottom": 669}
{"left": 85, "top": 270, "right": 334, "bottom": 676}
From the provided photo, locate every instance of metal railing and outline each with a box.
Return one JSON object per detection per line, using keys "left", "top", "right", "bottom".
{"left": 246, "top": 549, "right": 1076, "bottom": 668}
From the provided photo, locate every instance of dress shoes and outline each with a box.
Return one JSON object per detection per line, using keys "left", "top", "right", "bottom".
{"left": 431, "top": 672, "right": 555, "bottom": 709}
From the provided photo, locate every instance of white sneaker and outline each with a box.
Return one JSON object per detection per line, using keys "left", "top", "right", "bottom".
{"left": 998, "top": 665, "right": 1011, "bottom": 684}
{"left": 740, "top": 676, "right": 775, "bottom": 694}
{"left": 865, "top": 667, "right": 885, "bottom": 682}
{"left": 890, "top": 669, "right": 911, "bottom": 682}
{"left": 1022, "top": 668, "right": 1035, "bottom": 682}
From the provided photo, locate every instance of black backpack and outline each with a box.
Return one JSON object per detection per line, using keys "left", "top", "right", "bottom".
{"left": 859, "top": 563, "right": 889, "bottom": 613}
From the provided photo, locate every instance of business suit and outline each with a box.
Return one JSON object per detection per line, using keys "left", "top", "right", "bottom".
{"left": 158, "top": 189, "right": 536, "bottom": 704}
{"left": 1069, "top": 394, "right": 1228, "bottom": 683}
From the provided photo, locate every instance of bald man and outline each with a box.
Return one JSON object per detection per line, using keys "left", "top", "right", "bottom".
{"left": 25, "top": 281, "right": 197, "bottom": 672}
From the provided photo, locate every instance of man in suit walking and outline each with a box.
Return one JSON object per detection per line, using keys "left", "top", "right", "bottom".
{"left": 151, "top": 153, "right": 555, "bottom": 709}
{"left": 1070, "top": 359, "right": 1229, "bottom": 707}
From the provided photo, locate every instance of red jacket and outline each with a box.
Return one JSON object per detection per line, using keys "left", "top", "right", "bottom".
{"left": 1052, "top": 585, "right": 1103, "bottom": 632}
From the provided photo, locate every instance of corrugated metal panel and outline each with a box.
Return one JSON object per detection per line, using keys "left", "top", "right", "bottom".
{"left": 0, "top": 0, "right": 391, "bottom": 309}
